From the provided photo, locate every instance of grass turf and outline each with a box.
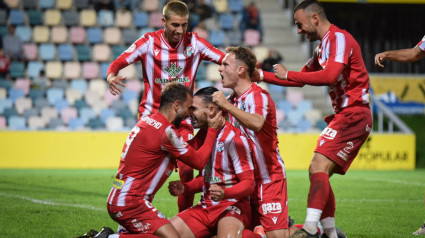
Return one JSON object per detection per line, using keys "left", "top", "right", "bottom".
{"left": 0, "top": 169, "right": 423, "bottom": 238}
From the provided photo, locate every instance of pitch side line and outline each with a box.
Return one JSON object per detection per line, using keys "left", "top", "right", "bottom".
{"left": 0, "top": 192, "right": 104, "bottom": 211}
{"left": 364, "top": 178, "right": 425, "bottom": 187}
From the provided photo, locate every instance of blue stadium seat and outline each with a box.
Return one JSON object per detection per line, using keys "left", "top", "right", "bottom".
{"left": 140, "top": 27, "right": 155, "bottom": 37}
{"left": 97, "top": 10, "right": 114, "bottom": 27}
{"left": 87, "top": 27, "right": 103, "bottom": 44}
{"left": 9, "top": 9, "right": 25, "bottom": 25}
{"left": 9, "top": 61, "right": 25, "bottom": 78}
{"left": 22, "top": 0, "right": 38, "bottom": 9}
{"left": 111, "top": 45, "right": 127, "bottom": 59}
{"left": 316, "top": 120, "right": 327, "bottom": 130}
{"left": 100, "top": 62, "right": 110, "bottom": 79}
{"left": 209, "top": 30, "right": 226, "bottom": 47}
{"left": 122, "top": 90, "right": 138, "bottom": 104}
{"left": 133, "top": 11, "right": 149, "bottom": 28}
{"left": 0, "top": 98, "right": 13, "bottom": 114}
{"left": 228, "top": 0, "right": 244, "bottom": 13}
{"left": 27, "top": 61, "right": 44, "bottom": 78}
{"left": 80, "top": 107, "right": 96, "bottom": 124}
{"left": 296, "top": 119, "right": 312, "bottom": 132}
{"left": 23, "top": 108, "right": 39, "bottom": 119}
{"left": 51, "top": 80, "right": 68, "bottom": 90}
{"left": 48, "top": 117, "right": 64, "bottom": 129}
{"left": 276, "top": 100, "right": 293, "bottom": 115}
{"left": 297, "top": 100, "right": 313, "bottom": 115}
{"left": 110, "top": 99, "right": 127, "bottom": 112}
{"left": 58, "top": 44, "right": 75, "bottom": 61}
{"left": 27, "top": 10, "right": 43, "bottom": 25}
{"left": 70, "top": 79, "right": 88, "bottom": 95}
{"left": 0, "top": 26, "right": 7, "bottom": 38}
{"left": 9, "top": 88, "right": 26, "bottom": 103}
{"left": 0, "top": 78, "right": 13, "bottom": 90}
{"left": 76, "top": 44, "right": 91, "bottom": 61}
{"left": 40, "top": 0, "right": 55, "bottom": 9}
{"left": 0, "top": 9, "right": 7, "bottom": 25}
{"left": 75, "top": 0, "right": 90, "bottom": 10}
{"left": 34, "top": 98, "right": 50, "bottom": 111}
{"left": 122, "top": 28, "right": 140, "bottom": 45}
{"left": 63, "top": 10, "right": 80, "bottom": 26}
{"left": 46, "top": 88, "right": 64, "bottom": 105}
{"left": 4, "top": 108, "right": 19, "bottom": 121}
{"left": 54, "top": 98, "right": 70, "bottom": 113}
{"left": 39, "top": 43, "right": 56, "bottom": 61}
{"left": 124, "top": 117, "right": 137, "bottom": 128}
{"left": 87, "top": 117, "right": 104, "bottom": 130}
{"left": 8, "top": 116, "right": 27, "bottom": 130}
{"left": 117, "top": 108, "right": 135, "bottom": 120}
{"left": 15, "top": 26, "right": 32, "bottom": 42}
{"left": 227, "top": 30, "right": 241, "bottom": 46}
{"left": 220, "top": 13, "right": 235, "bottom": 31}
{"left": 99, "top": 108, "right": 116, "bottom": 123}
{"left": 68, "top": 117, "right": 85, "bottom": 130}
{"left": 74, "top": 99, "right": 89, "bottom": 112}
{"left": 195, "top": 62, "right": 207, "bottom": 81}
{"left": 29, "top": 88, "right": 45, "bottom": 101}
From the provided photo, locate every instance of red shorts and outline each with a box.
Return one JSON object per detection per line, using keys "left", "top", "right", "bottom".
{"left": 250, "top": 179, "right": 289, "bottom": 232}
{"left": 315, "top": 106, "right": 372, "bottom": 174}
{"left": 107, "top": 200, "right": 169, "bottom": 235}
{"left": 177, "top": 200, "right": 251, "bottom": 237}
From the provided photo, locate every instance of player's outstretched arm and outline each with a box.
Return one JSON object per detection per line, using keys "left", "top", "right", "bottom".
{"left": 375, "top": 46, "right": 425, "bottom": 67}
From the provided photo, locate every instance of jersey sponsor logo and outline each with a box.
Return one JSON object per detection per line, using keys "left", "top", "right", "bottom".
{"left": 154, "top": 49, "right": 160, "bottom": 56}
{"left": 112, "top": 178, "right": 125, "bottom": 189}
{"left": 262, "top": 202, "right": 282, "bottom": 215}
{"left": 166, "top": 169, "right": 172, "bottom": 177}
{"left": 165, "top": 63, "right": 183, "bottom": 78}
{"left": 217, "top": 141, "right": 224, "bottom": 153}
{"left": 183, "top": 46, "right": 193, "bottom": 57}
{"left": 154, "top": 77, "right": 190, "bottom": 84}
{"left": 337, "top": 141, "right": 354, "bottom": 161}
{"left": 225, "top": 206, "right": 241, "bottom": 215}
{"left": 131, "top": 219, "right": 151, "bottom": 233}
{"left": 125, "top": 43, "right": 136, "bottom": 53}
{"left": 141, "top": 116, "right": 162, "bottom": 129}
{"left": 321, "top": 127, "right": 337, "bottom": 140}
{"left": 205, "top": 176, "right": 222, "bottom": 183}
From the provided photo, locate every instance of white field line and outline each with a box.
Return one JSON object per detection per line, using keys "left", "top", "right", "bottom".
{"left": 0, "top": 192, "right": 104, "bottom": 211}
{"left": 363, "top": 178, "right": 425, "bottom": 187}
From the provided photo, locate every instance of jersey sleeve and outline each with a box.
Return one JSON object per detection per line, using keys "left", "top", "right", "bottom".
{"left": 263, "top": 71, "right": 304, "bottom": 87}
{"left": 162, "top": 126, "right": 219, "bottom": 170}
{"left": 418, "top": 35, "right": 425, "bottom": 51}
{"left": 223, "top": 171, "right": 254, "bottom": 199}
{"left": 107, "top": 34, "right": 149, "bottom": 76}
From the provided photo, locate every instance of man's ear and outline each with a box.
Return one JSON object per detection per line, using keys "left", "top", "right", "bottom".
{"left": 172, "top": 100, "right": 181, "bottom": 112}
{"left": 311, "top": 13, "right": 319, "bottom": 26}
{"left": 237, "top": 65, "right": 246, "bottom": 77}
{"left": 208, "top": 105, "right": 218, "bottom": 117}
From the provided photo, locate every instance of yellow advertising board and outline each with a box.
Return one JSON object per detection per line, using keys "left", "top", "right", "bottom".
{"left": 0, "top": 132, "right": 416, "bottom": 170}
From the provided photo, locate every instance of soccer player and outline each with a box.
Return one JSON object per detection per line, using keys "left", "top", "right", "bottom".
{"left": 256, "top": 1, "right": 372, "bottom": 237}
{"left": 106, "top": 0, "right": 225, "bottom": 213}
{"left": 212, "top": 46, "right": 290, "bottom": 238}
{"left": 93, "top": 83, "right": 225, "bottom": 238}
{"left": 168, "top": 86, "right": 255, "bottom": 238}
{"left": 375, "top": 35, "right": 425, "bottom": 67}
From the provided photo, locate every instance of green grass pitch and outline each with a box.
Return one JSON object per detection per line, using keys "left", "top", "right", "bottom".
{"left": 0, "top": 169, "right": 423, "bottom": 238}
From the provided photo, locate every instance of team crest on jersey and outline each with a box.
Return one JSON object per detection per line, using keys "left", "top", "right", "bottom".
{"left": 217, "top": 141, "right": 224, "bottom": 152}
{"left": 240, "top": 101, "right": 246, "bottom": 111}
{"left": 125, "top": 43, "right": 136, "bottom": 53}
{"left": 183, "top": 46, "right": 193, "bottom": 57}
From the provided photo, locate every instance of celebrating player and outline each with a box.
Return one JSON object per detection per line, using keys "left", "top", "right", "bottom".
{"left": 212, "top": 46, "right": 290, "bottom": 238}
{"left": 91, "top": 83, "right": 225, "bottom": 238}
{"left": 256, "top": 1, "right": 372, "bottom": 237}
{"left": 106, "top": 0, "right": 225, "bottom": 213}
{"left": 375, "top": 35, "right": 425, "bottom": 67}
{"left": 168, "top": 86, "right": 255, "bottom": 238}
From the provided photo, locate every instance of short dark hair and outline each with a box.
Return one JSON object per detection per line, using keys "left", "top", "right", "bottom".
{"left": 159, "top": 83, "right": 191, "bottom": 109}
{"left": 225, "top": 46, "right": 257, "bottom": 78}
{"left": 194, "top": 86, "right": 219, "bottom": 104}
{"left": 294, "top": 0, "right": 326, "bottom": 19}
{"left": 163, "top": 0, "right": 189, "bottom": 20}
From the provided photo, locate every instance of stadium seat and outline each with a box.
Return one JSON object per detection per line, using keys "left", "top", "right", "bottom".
{"left": 305, "top": 109, "right": 323, "bottom": 125}
{"left": 0, "top": 26, "right": 7, "bottom": 38}
{"left": 9, "top": 9, "right": 25, "bottom": 25}
{"left": 82, "top": 62, "right": 100, "bottom": 79}
{"left": 117, "top": 107, "right": 135, "bottom": 121}
{"left": 9, "top": 61, "right": 25, "bottom": 78}
{"left": 213, "top": 0, "right": 228, "bottom": 13}
{"left": 100, "top": 62, "right": 110, "bottom": 79}
{"left": 104, "top": 89, "right": 120, "bottom": 106}
{"left": 15, "top": 97, "right": 32, "bottom": 114}
{"left": 88, "top": 79, "right": 107, "bottom": 97}
{"left": 23, "top": 43, "right": 38, "bottom": 61}
{"left": 3, "top": 107, "right": 19, "bottom": 121}
{"left": 28, "top": 116, "right": 46, "bottom": 130}
{"left": 0, "top": 9, "right": 7, "bottom": 25}
{"left": 276, "top": 100, "right": 293, "bottom": 114}
{"left": 287, "top": 109, "right": 304, "bottom": 126}
{"left": 14, "top": 78, "right": 31, "bottom": 95}
{"left": 205, "top": 63, "right": 221, "bottom": 82}
{"left": 68, "top": 117, "right": 85, "bottom": 130}
{"left": 92, "top": 44, "right": 111, "bottom": 62}
{"left": 0, "top": 79, "right": 13, "bottom": 91}
{"left": 33, "top": 26, "right": 50, "bottom": 43}
{"left": 0, "top": 98, "right": 13, "bottom": 114}
{"left": 34, "top": 98, "right": 50, "bottom": 111}
{"left": 74, "top": 99, "right": 89, "bottom": 112}
{"left": 143, "top": 0, "right": 159, "bottom": 12}
{"left": 76, "top": 44, "right": 91, "bottom": 61}
{"left": 149, "top": 11, "right": 163, "bottom": 29}
{"left": 0, "top": 88, "right": 6, "bottom": 98}
{"left": 27, "top": 9, "right": 43, "bottom": 26}
{"left": 41, "top": 106, "right": 58, "bottom": 124}
{"left": 51, "top": 79, "right": 68, "bottom": 90}
{"left": 87, "top": 117, "right": 104, "bottom": 130}
{"left": 80, "top": 9, "right": 97, "bottom": 27}
{"left": 75, "top": 0, "right": 89, "bottom": 10}
{"left": 116, "top": 10, "right": 132, "bottom": 28}
{"left": 87, "top": 27, "right": 103, "bottom": 44}
{"left": 111, "top": 45, "right": 127, "bottom": 59}
{"left": 124, "top": 116, "right": 137, "bottom": 128}
{"left": 64, "top": 62, "right": 81, "bottom": 79}
{"left": 133, "top": 11, "right": 149, "bottom": 28}
{"left": 219, "top": 13, "right": 235, "bottom": 31}
{"left": 22, "top": 108, "right": 39, "bottom": 119}
{"left": 79, "top": 107, "right": 96, "bottom": 124}
{"left": 97, "top": 10, "right": 114, "bottom": 27}
{"left": 63, "top": 10, "right": 80, "bottom": 26}
{"left": 29, "top": 88, "right": 45, "bottom": 101}
{"left": 228, "top": 0, "right": 244, "bottom": 13}
{"left": 117, "top": 62, "right": 136, "bottom": 79}
{"left": 126, "top": 79, "right": 143, "bottom": 94}
{"left": 70, "top": 26, "right": 86, "bottom": 44}
{"left": 39, "top": 43, "right": 56, "bottom": 61}
{"left": 51, "top": 26, "right": 68, "bottom": 43}
{"left": 8, "top": 116, "right": 26, "bottom": 130}
{"left": 46, "top": 88, "right": 64, "bottom": 105}
{"left": 100, "top": 108, "right": 116, "bottom": 124}
{"left": 203, "top": 18, "right": 219, "bottom": 31}
{"left": 65, "top": 88, "right": 82, "bottom": 105}
{"left": 15, "top": 26, "right": 32, "bottom": 42}
{"left": 122, "top": 28, "right": 140, "bottom": 45}
{"left": 70, "top": 79, "right": 88, "bottom": 94}
{"left": 243, "top": 29, "right": 261, "bottom": 47}
{"left": 253, "top": 46, "right": 269, "bottom": 63}
{"left": 104, "top": 27, "right": 122, "bottom": 45}
{"left": 140, "top": 27, "right": 155, "bottom": 37}
{"left": 209, "top": 30, "right": 226, "bottom": 47}
{"left": 48, "top": 117, "right": 64, "bottom": 129}
{"left": 90, "top": 98, "right": 108, "bottom": 115}
{"left": 57, "top": 0, "right": 72, "bottom": 10}
{"left": 54, "top": 98, "right": 70, "bottom": 113}
{"left": 193, "top": 25, "right": 209, "bottom": 40}
{"left": 286, "top": 89, "right": 304, "bottom": 107}
{"left": 84, "top": 89, "right": 101, "bottom": 106}
{"left": 40, "top": 0, "right": 55, "bottom": 9}
{"left": 110, "top": 99, "right": 127, "bottom": 112}
{"left": 61, "top": 107, "right": 78, "bottom": 124}
{"left": 106, "top": 116, "right": 124, "bottom": 131}
{"left": 297, "top": 100, "right": 313, "bottom": 114}
{"left": 122, "top": 90, "right": 138, "bottom": 105}
{"left": 44, "top": 9, "right": 62, "bottom": 26}
{"left": 0, "top": 116, "right": 6, "bottom": 129}
{"left": 58, "top": 44, "right": 75, "bottom": 61}
{"left": 22, "top": 0, "right": 38, "bottom": 9}
{"left": 45, "top": 61, "right": 63, "bottom": 79}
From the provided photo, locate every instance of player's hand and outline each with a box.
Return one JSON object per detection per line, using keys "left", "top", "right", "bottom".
{"left": 107, "top": 73, "right": 126, "bottom": 96}
{"left": 212, "top": 91, "right": 231, "bottom": 110}
{"left": 168, "top": 180, "right": 184, "bottom": 196}
{"left": 209, "top": 184, "right": 225, "bottom": 201}
{"left": 273, "top": 64, "right": 288, "bottom": 80}
{"left": 374, "top": 53, "right": 386, "bottom": 68}
{"left": 207, "top": 110, "right": 225, "bottom": 130}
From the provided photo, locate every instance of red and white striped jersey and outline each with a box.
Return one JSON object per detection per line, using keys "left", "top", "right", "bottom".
{"left": 418, "top": 35, "right": 425, "bottom": 51}
{"left": 198, "top": 122, "right": 254, "bottom": 208}
{"left": 294, "top": 24, "right": 370, "bottom": 113}
{"left": 107, "top": 29, "right": 225, "bottom": 118}
{"left": 227, "top": 83, "right": 286, "bottom": 185}
{"left": 107, "top": 112, "right": 215, "bottom": 207}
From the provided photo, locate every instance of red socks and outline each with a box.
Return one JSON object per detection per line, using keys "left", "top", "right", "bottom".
{"left": 307, "top": 172, "right": 330, "bottom": 210}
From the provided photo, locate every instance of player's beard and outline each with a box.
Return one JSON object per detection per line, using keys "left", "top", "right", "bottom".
{"left": 174, "top": 113, "right": 184, "bottom": 128}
